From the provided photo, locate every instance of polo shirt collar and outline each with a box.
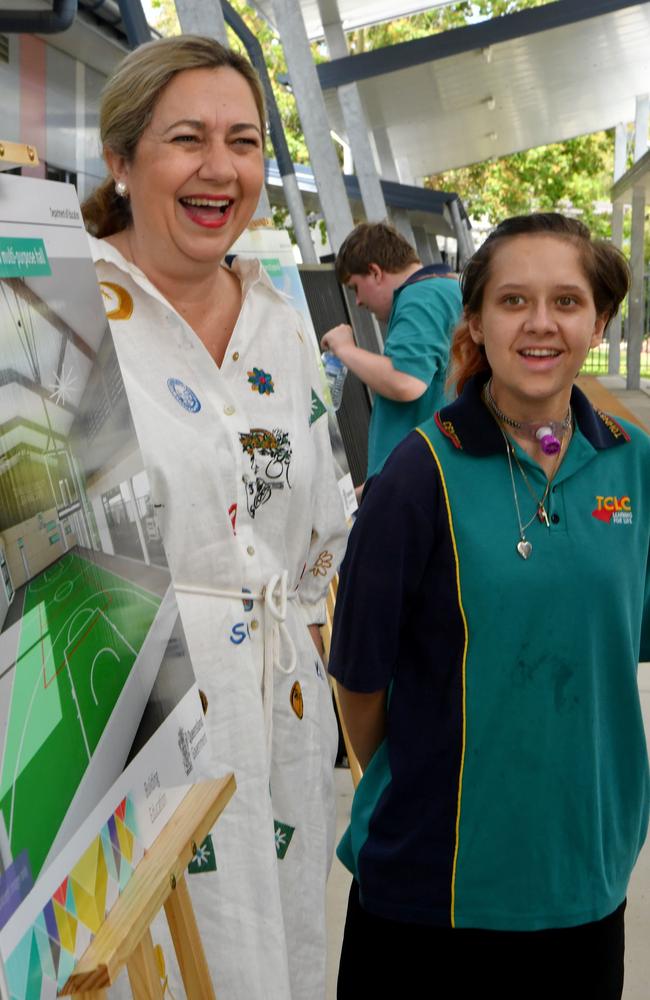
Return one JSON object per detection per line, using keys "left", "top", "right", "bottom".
{"left": 394, "top": 263, "right": 452, "bottom": 296}
{"left": 435, "top": 373, "right": 631, "bottom": 456}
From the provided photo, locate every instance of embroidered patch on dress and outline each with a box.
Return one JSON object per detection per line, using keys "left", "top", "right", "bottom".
{"left": 247, "top": 368, "right": 274, "bottom": 395}
{"left": 290, "top": 681, "right": 304, "bottom": 719}
{"left": 274, "top": 820, "right": 295, "bottom": 860}
{"left": 310, "top": 551, "right": 333, "bottom": 577}
{"left": 310, "top": 389, "right": 327, "bottom": 425}
{"left": 188, "top": 835, "right": 217, "bottom": 874}
{"left": 239, "top": 427, "right": 292, "bottom": 519}
{"left": 99, "top": 281, "right": 134, "bottom": 320}
{"left": 228, "top": 502, "right": 237, "bottom": 534}
{"left": 166, "top": 378, "right": 201, "bottom": 413}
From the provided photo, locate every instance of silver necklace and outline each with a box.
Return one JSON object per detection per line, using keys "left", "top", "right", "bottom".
{"left": 501, "top": 429, "right": 537, "bottom": 559}
{"left": 485, "top": 378, "right": 571, "bottom": 433}
{"left": 500, "top": 428, "right": 565, "bottom": 559}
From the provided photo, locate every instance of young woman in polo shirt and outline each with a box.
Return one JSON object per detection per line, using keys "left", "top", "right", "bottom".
{"left": 330, "top": 213, "right": 649, "bottom": 1000}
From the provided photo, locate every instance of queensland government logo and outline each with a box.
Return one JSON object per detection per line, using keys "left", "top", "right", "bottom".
{"left": 167, "top": 377, "right": 201, "bottom": 413}
{"left": 177, "top": 716, "right": 208, "bottom": 776}
{"left": 591, "top": 495, "right": 633, "bottom": 525}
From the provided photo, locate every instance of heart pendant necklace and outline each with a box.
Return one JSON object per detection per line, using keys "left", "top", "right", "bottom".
{"left": 516, "top": 539, "right": 532, "bottom": 560}
{"left": 503, "top": 436, "right": 538, "bottom": 559}
{"left": 501, "top": 427, "right": 562, "bottom": 560}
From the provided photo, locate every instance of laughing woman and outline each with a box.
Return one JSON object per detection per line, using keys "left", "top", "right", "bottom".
{"left": 330, "top": 213, "right": 649, "bottom": 1000}
{"left": 83, "top": 36, "right": 347, "bottom": 1000}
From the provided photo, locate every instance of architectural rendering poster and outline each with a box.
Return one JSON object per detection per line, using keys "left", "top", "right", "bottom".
{"left": 0, "top": 175, "right": 209, "bottom": 999}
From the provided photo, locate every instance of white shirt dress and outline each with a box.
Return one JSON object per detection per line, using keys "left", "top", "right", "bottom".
{"left": 90, "top": 236, "right": 348, "bottom": 1000}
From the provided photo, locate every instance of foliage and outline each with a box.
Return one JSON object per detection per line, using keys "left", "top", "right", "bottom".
{"left": 150, "top": 0, "right": 179, "bottom": 35}
{"left": 427, "top": 131, "right": 615, "bottom": 237}
{"left": 347, "top": 0, "right": 553, "bottom": 52}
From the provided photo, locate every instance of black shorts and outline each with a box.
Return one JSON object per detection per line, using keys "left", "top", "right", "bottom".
{"left": 338, "top": 880, "right": 625, "bottom": 1000}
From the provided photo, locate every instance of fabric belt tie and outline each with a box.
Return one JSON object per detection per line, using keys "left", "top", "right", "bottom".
{"left": 174, "top": 571, "right": 297, "bottom": 761}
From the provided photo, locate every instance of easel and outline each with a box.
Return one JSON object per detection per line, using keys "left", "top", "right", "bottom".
{"left": 59, "top": 775, "right": 236, "bottom": 1000}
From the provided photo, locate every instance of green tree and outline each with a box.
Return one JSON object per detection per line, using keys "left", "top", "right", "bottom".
{"left": 347, "top": 0, "right": 553, "bottom": 52}
{"left": 427, "top": 132, "right": 615, "bottom": 237}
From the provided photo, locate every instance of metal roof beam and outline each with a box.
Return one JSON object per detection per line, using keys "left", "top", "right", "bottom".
{"left": 115, "top": 0, "right": 150, "bottom": 48}
{"left": 0, "top": 0, "right": 77, "bottom": 34}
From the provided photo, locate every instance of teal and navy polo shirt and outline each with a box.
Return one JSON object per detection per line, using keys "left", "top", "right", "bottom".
{"left": 330, "top": 373, "right": 650, "bottom": 931}
{"left": 366, "top": 267, "right": 462, "bottom": 478}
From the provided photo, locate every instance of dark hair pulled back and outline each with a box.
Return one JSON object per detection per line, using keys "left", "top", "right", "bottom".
{"left": 449, "top": 212, "right": 631, "bottom": 394}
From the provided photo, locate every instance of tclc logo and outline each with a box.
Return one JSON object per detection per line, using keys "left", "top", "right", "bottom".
{"left": 592, "top": 495, "right": 633, "bottom": 525}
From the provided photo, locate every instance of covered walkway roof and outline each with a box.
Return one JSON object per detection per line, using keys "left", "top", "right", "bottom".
{"left": 265, "top": 159, "right": 466, "bottom": 236}
{"left": 310, "top": 0, "right": 650, "bottom": 177}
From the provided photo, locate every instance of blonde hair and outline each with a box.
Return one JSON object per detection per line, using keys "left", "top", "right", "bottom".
{"left": 82, "top": 35, "right": 266, "bottom": 238}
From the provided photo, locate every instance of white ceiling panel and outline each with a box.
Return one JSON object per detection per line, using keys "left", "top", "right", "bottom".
{"left": 320, "top": 3, "right": 650, "bottom": 176}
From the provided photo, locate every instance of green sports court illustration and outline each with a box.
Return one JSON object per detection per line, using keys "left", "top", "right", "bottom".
{"left": 0, "top": 551, "right": 161, "bottom": 878}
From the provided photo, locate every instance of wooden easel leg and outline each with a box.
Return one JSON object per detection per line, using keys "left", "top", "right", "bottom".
{"left": 71, "top": 992, "right": 108, "bottom": 999}
{"left": 164, "top": 874, "right": 216, "bottom": 1000}
{"left": 126, "top": 928, "right": 164, "bottom": 1000}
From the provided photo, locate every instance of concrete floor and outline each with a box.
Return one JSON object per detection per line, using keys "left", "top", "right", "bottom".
{"left": 325, "top": 379, "right": 650, "bottom": 999}
{"left": 597, "top": 376, "right": 650, "bottom": 432}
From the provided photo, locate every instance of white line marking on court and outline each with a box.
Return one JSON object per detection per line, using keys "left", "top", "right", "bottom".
{"left": 27, "top": 559, "right": 68, "bottom": 594}
{"left": 54, "top": 581, "right": 73, "bottom": 603}
{"left": 5, "top": 580, "right": 159, "bottom": 844}
{"left": 64, "top": 649, "right": 91, "bottom": 763}
{"left": 90, "top": 648, "right": 121, "bottom": 706}
{"left": 66, "top": 607, "right": 95, "bottom": 647}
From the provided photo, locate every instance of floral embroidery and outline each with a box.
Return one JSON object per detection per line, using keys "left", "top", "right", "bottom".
{"left": 247, "top": 367, "right": 274, "bottom": 395}
{"left": 310, "top": 551, "right": 333, "bottom": 577}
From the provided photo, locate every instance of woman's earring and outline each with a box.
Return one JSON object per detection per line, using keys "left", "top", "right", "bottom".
{"left": 115, "top": 179, "right": 128, "bottom": 198}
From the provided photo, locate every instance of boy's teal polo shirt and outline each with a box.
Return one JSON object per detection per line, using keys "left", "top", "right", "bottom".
{"left": 366, "top": 269, "right": 462, "bottom": 477}
{"left": 330, "top": 374, "right": 650, "bottom": 930}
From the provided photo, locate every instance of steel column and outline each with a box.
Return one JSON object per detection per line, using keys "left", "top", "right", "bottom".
{"left": 626, "top": 184, "right": 645, "bottom": 390}
{"left": 174, "top": 0, "right": 228, "bottom": 43}
{"left": 318, "top": 0, "right": 388, "bottom": 224}
{"left": 608, "top": 122, "right": 627, "bottom": 375}
{"left": 269, "top": 0, "right": 354, "bottom": 252}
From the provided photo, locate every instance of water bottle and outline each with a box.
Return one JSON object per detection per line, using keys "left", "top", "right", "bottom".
{"left": 321, "top": 351, "right": 348, "bottom": 411}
